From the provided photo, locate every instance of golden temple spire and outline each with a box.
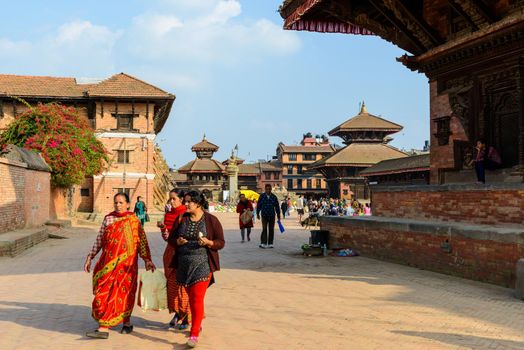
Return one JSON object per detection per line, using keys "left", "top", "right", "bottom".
{"left": 360, "top": 101, "right": 367, "bottom": 114}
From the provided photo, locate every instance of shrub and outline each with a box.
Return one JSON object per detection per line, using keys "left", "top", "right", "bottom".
{"left": 0, "top": 101, "right": 108, "bottom": 187}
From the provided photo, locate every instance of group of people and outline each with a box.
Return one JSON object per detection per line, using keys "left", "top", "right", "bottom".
{"left": 235, "top": 184, "right": 281, "bottom": 248}
{"left": 84, "top": 189, "right": 225, "bottom": 348}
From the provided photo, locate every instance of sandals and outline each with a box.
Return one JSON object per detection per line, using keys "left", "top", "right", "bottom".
{"left": 169, "top": 314, "right": 179, "bottom": 327}
{"left": 120, "top": 325, "right": 134, "bottom": 334}
{"left": 86, "top": 330, "right": 109, "bottom": 339}
{"left": 187, "top": 336, "right": 199, "bottom": 348}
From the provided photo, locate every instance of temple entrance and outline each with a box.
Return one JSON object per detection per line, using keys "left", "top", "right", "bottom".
{"left": 490, "top": 92, "right": 520, "bottom": 168}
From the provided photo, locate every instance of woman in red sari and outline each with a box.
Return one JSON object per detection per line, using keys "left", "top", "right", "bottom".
{"left": 157, "top": 188, "right": 191, "bottom": 329}
{"left": 84, "top": 192, "right": 155, "bottom": 339}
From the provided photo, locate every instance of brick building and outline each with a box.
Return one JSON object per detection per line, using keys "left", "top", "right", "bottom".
{"left": 0, "top": 73, "right": 175, "bottom": 215}
{"left": 256, "top": 160, "right": 282, "bottom": 192}
{"left": 279, "top": 0, "right": 524, "bottom": 288}
{"left": 277, "top": 134, "right": 335, "bottom": 197}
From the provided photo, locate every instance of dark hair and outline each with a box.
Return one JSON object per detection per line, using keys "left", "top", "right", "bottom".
{"left": 169, "top": 188, "right": 185, "bottom": 198}
{"left": 185, "top": 190, "right": 209, "bottom": 210}
{"left": 114, "top": 192, "right": 130, "bottom": 203}
{"left": 265, "top": 184, "right": 272, "bottom": 188}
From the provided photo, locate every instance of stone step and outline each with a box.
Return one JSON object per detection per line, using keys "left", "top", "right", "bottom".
{"left": 445, "top": 168, "right": 522, "bottom": 184}
{"left": 0, "top": 227, "right": 49, "bottom": 257}
{"left": 45, "top": 219, "right": 72, "bottom": 228}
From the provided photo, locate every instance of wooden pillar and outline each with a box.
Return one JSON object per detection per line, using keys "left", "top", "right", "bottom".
{"left": 0, "top": 99, "right": 3, "bottom": 118}
{"left": 100, "top": 99, "right": 104, "bottom": 118}
{"left": 518, "top": 59, "right": 524, "bottom": 169}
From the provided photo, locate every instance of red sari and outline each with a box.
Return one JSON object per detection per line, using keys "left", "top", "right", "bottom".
{"left": 162, "top": 205, "right": 191, "bottom": 317}
{"left": 92, "top": 212, "right": 151, "bottom": 327}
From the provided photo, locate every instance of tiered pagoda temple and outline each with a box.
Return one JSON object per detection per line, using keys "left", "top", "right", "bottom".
{"left": 178, "top": 136, "right": 226, "bottom": 201}
{"left": 309, "top": 103, "right": 407, "bottom": 200}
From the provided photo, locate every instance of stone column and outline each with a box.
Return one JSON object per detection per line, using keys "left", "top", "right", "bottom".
{"left": 226, "top": 152, "right": 239, "bottom": 204}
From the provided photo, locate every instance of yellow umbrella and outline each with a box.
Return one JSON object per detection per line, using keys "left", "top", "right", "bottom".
{"left": 240, "top": 189, "right": 260, "bottom": 201}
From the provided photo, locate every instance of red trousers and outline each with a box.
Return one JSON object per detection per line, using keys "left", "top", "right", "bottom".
{"left": 188, "top": 277, "right": 211, "bottom": 337}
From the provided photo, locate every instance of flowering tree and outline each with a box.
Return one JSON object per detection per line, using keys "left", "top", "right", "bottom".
{"left": 0, "top": 102, "right": 108, "bottom": 187}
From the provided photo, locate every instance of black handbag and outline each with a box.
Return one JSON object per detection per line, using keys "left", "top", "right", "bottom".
{"left": 145, "top": 213, "right": 150, "bottom": 222}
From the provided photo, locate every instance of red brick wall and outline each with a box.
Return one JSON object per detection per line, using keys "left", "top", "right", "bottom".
{"left": 371, "top": 185, "right": 524, "bottom": 226}
{"left": 429, "top": 82, "right": 469, "bottom": 183}
{"left": 0, "top": 158, "right": 51, "bottom": 232}
{"left": 322, "top": 217, "right": 523, "bottom": 287}
{"left": 0, "top": 158, "right": 26, "bottom": 232}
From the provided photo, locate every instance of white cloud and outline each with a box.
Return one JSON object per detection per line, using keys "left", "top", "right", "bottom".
{"left": 127, "top": 0, "right": 301, "bottom": 64}
{"left": 134, "top": 14, "right": 183, "bottom": 36}
{"left": 0, "top": 20, "right": 121, "bottom": 76}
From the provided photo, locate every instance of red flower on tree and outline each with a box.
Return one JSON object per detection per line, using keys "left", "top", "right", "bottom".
{"left": 0, "top": 101, "right": 108, "bottom": 187}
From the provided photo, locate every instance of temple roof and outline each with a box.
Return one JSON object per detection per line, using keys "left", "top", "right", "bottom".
{"left": 359, "top": 154, "right": 430, "bottom": 176}
{"left": 191, "top": 136, "right": 219, "bottom": 152}
{"left": 308, "top": 142, "right": 408, "bottom": 169}
{"left": 178, "top": 158, "right": 225, "bottom": 173}
{"left": 329, "top": 103, "right": 403, "bottom": 136}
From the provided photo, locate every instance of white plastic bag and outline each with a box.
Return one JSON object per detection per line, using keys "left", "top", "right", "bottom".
{"left": 138, "top": 270, "right": 167, "bottom": 311}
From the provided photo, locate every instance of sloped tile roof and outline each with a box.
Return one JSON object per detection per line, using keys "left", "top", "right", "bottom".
{"left": 259, "top": 160, "right": 282, "bottom": 171}
{"left": 238, "top": 163, "right": 260, "bottom": 175}
{"left": 0, "top": 74, "right": 85, "bottom": 97}
{"left": 191, "top": 138, "right": 219, "bottom": 151}
{"left": 0, "top": 73, "right": 174, "bottom": 99}
{"left": 178, "top": 158, "right": 225, "bottom": 173}
{"left": 86, "top": 73, "right": 173, "bottom": 98}
{"left": 360, "top": 153, "right": 430, "bottom": 176}
{"left": 309, "top": 142, "right": 408, "bottom": 169}
{"left": 279, "top": 145, "right": 335, "bottom": 153}
{"left": 329, "top": 104, "right": 403, "bottom": 135}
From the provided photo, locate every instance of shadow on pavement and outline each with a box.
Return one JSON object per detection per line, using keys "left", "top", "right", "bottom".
{"left": 0, "top": 300, "right": 187, "bottom": 348}
{"left": 392, "top": 330, "right": 524, "bottom": 350}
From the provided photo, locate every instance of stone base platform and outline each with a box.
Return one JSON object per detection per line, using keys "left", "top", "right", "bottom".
{"left": 0, "top": 227, "right": 49, "bottom": 257}
{"left": 321, "top": 215, "right": 524, "bottom": 288}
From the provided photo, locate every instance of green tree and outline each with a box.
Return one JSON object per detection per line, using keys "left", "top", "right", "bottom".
{"left": 0, "top": 101, "right": 108, "bottom": 187}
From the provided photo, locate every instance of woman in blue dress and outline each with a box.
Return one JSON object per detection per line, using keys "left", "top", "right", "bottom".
{"left": 133, "top": 196, "right": 148, "bottom": 227}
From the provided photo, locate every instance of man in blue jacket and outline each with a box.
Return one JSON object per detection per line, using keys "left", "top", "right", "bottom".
{"left": 256, "top": 184, "right": 281, "bottom": 248}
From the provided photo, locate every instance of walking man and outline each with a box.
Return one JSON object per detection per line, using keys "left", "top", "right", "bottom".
{"left": 256, "top": 184, "right": 281, "bottom": 249}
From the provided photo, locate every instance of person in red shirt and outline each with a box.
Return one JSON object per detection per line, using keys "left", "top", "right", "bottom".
{"left": 157, "top": 189, "right": 189, "bottom": 329}
{"left": 236, "top": 194, "right": 254, "bottom": 242}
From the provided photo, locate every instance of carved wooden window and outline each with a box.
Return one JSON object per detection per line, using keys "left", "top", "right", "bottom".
{"left": 288, "top": 153, "right": 297, "bottom": 161}
{"left": 287, "top": 165, "right": 293, "bottom": 175}
{"left": 307, "top": 179, "right": 312, "bottom": 189}
{"left": 116, "top": 114, "right": 134, "bottom": 130}
{"left": 433, "top": 116, "right": 451, "bottom": 146}
{"left": 117, "top": 150, "right": 131, "bottom": 164}
{"left": 303, "top": 153, "right": 316, "bottom": 161}
{"left": 287, "top": 179, "right": 293, "bottom": 189}
{"left": 316, "top": 179, "right": 321, "bottom": 188}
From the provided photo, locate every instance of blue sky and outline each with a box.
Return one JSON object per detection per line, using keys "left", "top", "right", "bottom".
{"left": 0, "top": 0, "right": 429, "bottom": 168}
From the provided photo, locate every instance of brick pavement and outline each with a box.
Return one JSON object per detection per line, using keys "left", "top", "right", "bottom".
{"left": 0, "top": 212, "right": 523, "bottom": 350}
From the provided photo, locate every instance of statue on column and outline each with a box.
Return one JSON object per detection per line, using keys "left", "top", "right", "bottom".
{"left": 226, "top": 149, "right": 239, "bottom": 204}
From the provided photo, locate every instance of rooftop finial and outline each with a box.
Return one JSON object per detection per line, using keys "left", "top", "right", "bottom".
{"left": 360, "top": 101, "right": 367, "bottom": 114}
{"left": 203, "top": 133, "right": 207, "bottom": 141}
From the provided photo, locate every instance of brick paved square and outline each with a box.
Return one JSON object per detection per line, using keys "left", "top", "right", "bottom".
{"left": 0, "top": 213, "right": 523, "bottom": 349}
